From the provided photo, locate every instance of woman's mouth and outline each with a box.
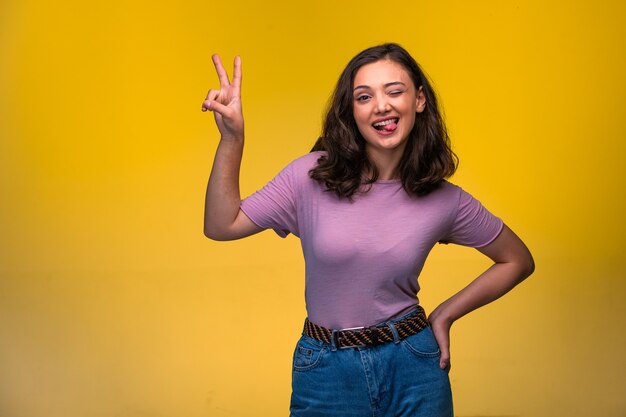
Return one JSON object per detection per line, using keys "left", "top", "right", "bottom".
{"left": 372, "top": 118, "right": 399, "bottom": 133}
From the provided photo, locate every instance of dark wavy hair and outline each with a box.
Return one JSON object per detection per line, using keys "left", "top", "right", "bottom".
{"left": 309, "top": 43, "right": 457, "bottom": 198}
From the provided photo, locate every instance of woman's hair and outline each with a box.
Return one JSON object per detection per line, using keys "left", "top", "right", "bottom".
{"left": 309, "top": 43, "right": 458, "bottom": 198}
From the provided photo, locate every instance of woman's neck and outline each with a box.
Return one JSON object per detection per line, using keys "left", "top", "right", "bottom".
{"left": 366, "top": 147, "right": 404, "bottom": 180}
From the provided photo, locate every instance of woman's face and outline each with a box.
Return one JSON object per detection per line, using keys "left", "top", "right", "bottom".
{"left": 352, "top": 59, "right": 426, "bottom": 160}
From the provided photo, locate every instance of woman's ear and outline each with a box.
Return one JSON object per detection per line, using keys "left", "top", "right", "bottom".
{"left": 416, "top": 86, "right": 426, "bottom": 113}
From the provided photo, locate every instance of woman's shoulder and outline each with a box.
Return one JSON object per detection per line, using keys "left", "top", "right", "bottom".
{"left": 419, "top": 180, "right": 474, "bottom": 213}
{"left": 284, "top": 151, "right": 326, "bottom": 174}
{"left": 429, "top": 180, "right": 462, "bottom": 200}
{"left": 431, "top": 181, "right": 492, "bottom": 213}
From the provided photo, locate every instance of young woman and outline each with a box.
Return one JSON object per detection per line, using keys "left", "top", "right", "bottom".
{"left": 202, "top": 43, "right": 534, "bottom": 417}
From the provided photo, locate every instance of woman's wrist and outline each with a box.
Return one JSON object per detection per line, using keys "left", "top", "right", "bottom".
{"left": 220, "top": 134, "right": 244, "bottom": 143}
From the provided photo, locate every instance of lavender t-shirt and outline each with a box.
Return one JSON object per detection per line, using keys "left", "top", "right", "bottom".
{"left": 241, "top": 152, "right": 503, "bottom": 329}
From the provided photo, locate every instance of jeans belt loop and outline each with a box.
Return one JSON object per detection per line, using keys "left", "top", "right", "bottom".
{"left": 329, "top": 329, "right": 339, "bottom": 351}
{"left": 385, "top": 320, "right": 401, "bottom": 344}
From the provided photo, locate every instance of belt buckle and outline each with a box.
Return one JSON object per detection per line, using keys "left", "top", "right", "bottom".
{"left": 333, "top": 325, "right": 384, "bottom": 348}
{"left": 333, "top": 325, "right": 364, "bottom": 349}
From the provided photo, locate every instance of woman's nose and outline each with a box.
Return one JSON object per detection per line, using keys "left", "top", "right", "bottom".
{"left": 375, "top": 96, "right": 391, "bottom": 113}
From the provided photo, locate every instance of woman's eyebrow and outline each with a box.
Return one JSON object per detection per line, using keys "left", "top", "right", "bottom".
{"left": 353, "top": 81, "right": 407, "bottom": 91}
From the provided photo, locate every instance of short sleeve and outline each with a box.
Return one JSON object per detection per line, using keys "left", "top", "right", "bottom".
{"left": 240, "top": 161, "right": 299, "bottom": 238}
{"left": 439, "top": 187, "right": 504, "bottom": 248}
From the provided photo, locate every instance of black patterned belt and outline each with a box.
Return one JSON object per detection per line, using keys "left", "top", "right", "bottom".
{"left": 303, "top": 305, "right": 429, "bottom": 349}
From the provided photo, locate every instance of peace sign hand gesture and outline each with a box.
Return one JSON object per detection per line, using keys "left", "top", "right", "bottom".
{"left": 202, "top": 54, "right": 243, "bottom": 141}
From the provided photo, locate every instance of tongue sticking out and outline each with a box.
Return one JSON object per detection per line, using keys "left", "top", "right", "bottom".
{"left": 383, "top": 122, "right": 397, "bottom": 132}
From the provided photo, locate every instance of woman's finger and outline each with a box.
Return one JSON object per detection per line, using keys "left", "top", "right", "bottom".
{"left": 203, "top": 99, "right": 230, "bottom": 117}
{"left": 439, "top": 342, "right": 451, "bottom": 370}
{"left": 231, "top": 56, "right": 242, "bottom": 98}
{"left": 434, "top": 329, "right": 449, "bottom": 369}
{"left": 212, "top": 54, "right": 231, "bottom": 89}
{"left": 202, "top": 89, "right": 221, "bottom": 112}
{"left": 430, "top": 319, "right": 452, "bottom": 370}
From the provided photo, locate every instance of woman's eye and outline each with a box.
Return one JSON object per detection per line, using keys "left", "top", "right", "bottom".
{"left": 389, "top": 90, "right": 403, "bottom": 96}
{"left": 356, "top": 95, "right": 371, "bottom": 102}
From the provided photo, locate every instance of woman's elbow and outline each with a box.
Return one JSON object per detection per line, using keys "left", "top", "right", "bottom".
{"left": 518, "top": 251, "right": 536, "bottom": 281}
{"left": 203, "top": 225, "right": 230, "bottom": 241}
{"left": 527, "top": 255, "right": 536, "bottom": 277}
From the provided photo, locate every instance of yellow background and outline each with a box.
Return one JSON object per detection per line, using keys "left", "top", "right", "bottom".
{"left": 1, "top": 0, "right": 625, "bottom": 416}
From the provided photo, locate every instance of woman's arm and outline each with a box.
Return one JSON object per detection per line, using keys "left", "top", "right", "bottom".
{"left": 428, "top": 224, "right": 535, "bottom": 369}
{"left": 202, "top": 54, "right": 263, "bottom": 241}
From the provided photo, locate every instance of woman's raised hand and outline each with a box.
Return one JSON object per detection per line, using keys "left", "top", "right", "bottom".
{"left": 202, "top": 54, "right": 243, "bottom": 141}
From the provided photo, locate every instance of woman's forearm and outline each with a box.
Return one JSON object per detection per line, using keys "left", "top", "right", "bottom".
{"left": 203, "top": 136, "right": 245, "bottom": 240}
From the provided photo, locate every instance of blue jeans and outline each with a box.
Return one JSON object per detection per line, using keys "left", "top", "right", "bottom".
{"left": 289, "top": 310, "right": 453, "bottom": 417}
